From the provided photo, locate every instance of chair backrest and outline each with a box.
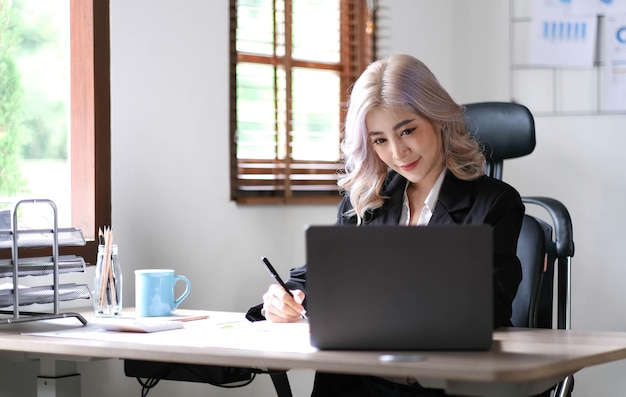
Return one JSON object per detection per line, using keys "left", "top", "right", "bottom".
{"left": 464, "top": 102, "right": 574, "bottom": 330}
{"left": 465, "top": 102, "right": 536, "bottom": 179}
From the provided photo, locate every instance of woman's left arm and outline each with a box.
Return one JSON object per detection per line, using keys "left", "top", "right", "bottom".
{"left": 487, "top": 187, "right": 525, "bottom": 328}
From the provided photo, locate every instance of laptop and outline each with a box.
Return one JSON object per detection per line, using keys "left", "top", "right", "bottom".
{"left": 305, "top": 224, "right": 493, "bottom": 351}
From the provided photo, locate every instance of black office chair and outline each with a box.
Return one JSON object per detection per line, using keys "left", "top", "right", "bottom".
{"left": 465, "top": 102, "right": 575, "bottom": 397}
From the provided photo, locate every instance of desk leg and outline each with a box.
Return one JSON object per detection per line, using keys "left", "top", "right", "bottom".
{"left": 37, "top": 359, "right": 81, "bottom": 397}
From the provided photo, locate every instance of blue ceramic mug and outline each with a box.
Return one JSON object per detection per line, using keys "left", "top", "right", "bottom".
{"left": 134, "top": 269, "right": 191, "bottom": 317}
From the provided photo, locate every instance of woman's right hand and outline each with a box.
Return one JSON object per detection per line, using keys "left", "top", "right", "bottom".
{"left": 262, "top": 284, "right": 306, "bottom": 323}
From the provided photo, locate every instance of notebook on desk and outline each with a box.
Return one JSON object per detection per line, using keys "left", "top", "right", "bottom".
{"left": 305, "top": 224, "right": 493, "bottom": 351}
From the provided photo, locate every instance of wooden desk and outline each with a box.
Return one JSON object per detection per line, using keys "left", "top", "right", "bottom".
{"left": 2, "top": 310, "right": 626, "bottom": 397}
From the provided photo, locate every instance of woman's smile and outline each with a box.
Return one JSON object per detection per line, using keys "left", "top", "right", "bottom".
{"left": 400, "top": 159, "right": 419, "bottom": 171}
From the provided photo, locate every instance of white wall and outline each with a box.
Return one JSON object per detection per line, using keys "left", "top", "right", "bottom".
{"left": 68, "top": 1, "right": 626, "bottom": 397}
{"left": 506, "top": 115, "right": 626, "bottom": 396}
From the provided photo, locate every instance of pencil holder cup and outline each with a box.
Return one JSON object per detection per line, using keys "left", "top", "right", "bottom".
{"left": 134, "top": 269, "right": 190, "bottom": 317}
{"left": 93, "top": 244, "right": 123, "bottom": 317}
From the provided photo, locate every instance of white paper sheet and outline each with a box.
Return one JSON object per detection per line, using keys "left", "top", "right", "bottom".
{"left": 602, "top": 13, "right": 626, "bottom": 110}
{"left": 529, "top": 0, "right": 598, "bottom": 67}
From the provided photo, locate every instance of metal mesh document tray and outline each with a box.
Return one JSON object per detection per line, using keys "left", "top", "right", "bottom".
{"left": 0, "top": 200, "right": 88, "bottom": 325}
{"left": 0, "top": 228, "right": 86, "bottom": 249}
{"left": 0, "top": 283, "right": 91, "bottom": 308}
{"left": 0, "top": 255, "right": 87, "bottom": 278}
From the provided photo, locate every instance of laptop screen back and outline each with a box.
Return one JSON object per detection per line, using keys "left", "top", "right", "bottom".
{"left": 305, "top": 225, "right": 493, "bottom": 351}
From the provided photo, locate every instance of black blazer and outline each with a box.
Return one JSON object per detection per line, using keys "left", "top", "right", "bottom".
{"left": 284, "top": 170, "right": 524, "bottom": 328}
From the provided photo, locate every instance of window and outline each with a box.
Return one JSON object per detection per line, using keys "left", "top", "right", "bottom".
{"left": 230, "top": 0, "right": 374, "bottom": 204}
{"left": 0, "top": 0, "right": 110, "bottom": 264}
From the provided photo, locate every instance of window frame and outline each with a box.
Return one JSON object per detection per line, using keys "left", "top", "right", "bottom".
{"left": 229, "top": 0, "right": 374, "bottom": 205}
{"left": 0, "top": 0, "right": 111, "bottom": 265}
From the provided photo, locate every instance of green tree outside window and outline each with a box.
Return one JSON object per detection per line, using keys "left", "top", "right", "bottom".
{"left": 0, "top": 1, "right": 28, "bottom": 200}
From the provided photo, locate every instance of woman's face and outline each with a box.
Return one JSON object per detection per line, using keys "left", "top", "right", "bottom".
{"left": 365, "top": 107, "right": 445, "bottom": 186}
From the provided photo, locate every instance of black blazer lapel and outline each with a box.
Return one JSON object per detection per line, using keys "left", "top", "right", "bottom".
{"left": 430, "top": 171, "right": 473, "bottom": 225}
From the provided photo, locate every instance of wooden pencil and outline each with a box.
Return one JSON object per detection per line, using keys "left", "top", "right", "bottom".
{"left": 98, "top": 226, "right": 114, "bottom": 307}
{"left": 107, "top": 228, "right": 117, "bottom": 307}
{"left": 97, "top": 227, "right": 107, "bottom": 306}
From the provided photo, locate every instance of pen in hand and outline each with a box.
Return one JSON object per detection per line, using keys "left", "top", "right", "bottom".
{"left": 261, "top": 257, "right": 307, "bottom": 319}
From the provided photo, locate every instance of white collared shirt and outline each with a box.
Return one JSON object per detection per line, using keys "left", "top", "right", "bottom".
{"left": 399, "top": 169, "right": 446, "bottom": 226}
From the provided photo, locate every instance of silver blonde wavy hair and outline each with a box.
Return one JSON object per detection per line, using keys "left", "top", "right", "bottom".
{"left": 338, "top": 54, "right": 485, "bottom": 224}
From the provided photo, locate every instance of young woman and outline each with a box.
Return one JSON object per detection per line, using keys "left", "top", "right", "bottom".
{"left": 250, "top": 54, "right": 524, "bottom": 397}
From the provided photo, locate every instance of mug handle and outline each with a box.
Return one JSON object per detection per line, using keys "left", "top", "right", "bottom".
{"left": 172, "top": 275, "right": 191, "bottom": 309}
